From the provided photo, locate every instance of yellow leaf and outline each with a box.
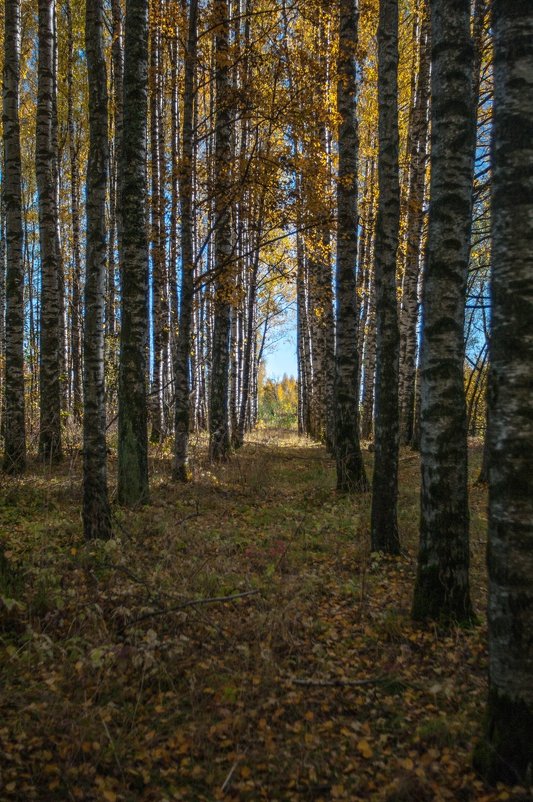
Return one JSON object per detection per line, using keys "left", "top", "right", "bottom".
{"left": 340, "top": 726, "right": 353, "bottom": 737}
{"left": 357, "top": 739, "right": 373, "bottom": 759}
{"left": 102, "top": 791, "right": 117, "bottom": 802}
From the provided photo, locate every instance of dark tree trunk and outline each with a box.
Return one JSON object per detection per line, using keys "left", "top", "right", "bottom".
{"left": 83, "top": 0, "right": 112, "bottom": 540}
{"left": 2, "top": 0, "right": 26, "bottom": 473}
{"left": 412, "top": 0, "right": 476, "bottom": 624}
{"left": 334, "top": 0, "right": 368, "bottom": 492}
{"left": 474, "top": 0, "right": 533, "bottom": 784}
{"left": 117, "top": 0, "right": 150, "bottom": 505}
{"left": 173, "top": 0, "right": 198, "bottom": 481}
{"left": 65, "top": 0, "right": 83, "bottom": 423}
{"left": 108, "top": 0, "right": 124, "bottom": 341}
{"left": 149, "top": 4, "right": 167, "bottom": 443}
{"left": 37, "top": 0, "right": 62, "bottom": 462}
{"left": 209, "top": 0, "right": 233, "bottom": 462}
{"left": 370, "top": 0, "right": 401, "bottom": 553}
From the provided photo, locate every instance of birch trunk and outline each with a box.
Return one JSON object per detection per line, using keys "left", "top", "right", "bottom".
{"left": 334, "top": 0, "right": 368, "bottom": 492}
{"left": 117, "top": 0, "right": 150, "bottom": 505}
{"left": 296, "top": 228, "right": 311, "bottom": 436}
{"left": 173, "top": 0, "right": 198, "bottom": 481}
{"left": 168, "top": 36, "right": 180, "bottom": 353}
{"left": 37, "top": 0, "right": 62, "bottom": 462}
{"left": 370, "top": 0, "right": 401, "bottom": 553}
{"left": 2, "top": 0, "right": 26, "bottom": 473}
{"left": 149, "top": 7, "right": 167, "bottom": 443}
{"left": 83, "top": 0, "right": 112, "bottom": 540}
{"left": 399, "top": 7, "right": 430, "bottom": 446}
{"left": 209, "top": 0, "right": 233, "bottom": 461}
{"left": 475, "top": 0, "right": 533, "bottom": 783}
{"left": 0, "top": 206, "right": 5, "bottom": 440}
{"left": 412, "top": 0, "right": 476, "bottom": 623}
{"left": 360, "top": 270, "right": 376, "bottom": 441}
{"left": 108, "top": 0, "right": 124, "bottom": 340}
{"left": 65, "top": 0, "right": 83, "bottom": 422}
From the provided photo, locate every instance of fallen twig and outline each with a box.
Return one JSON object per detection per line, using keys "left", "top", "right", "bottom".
{"left": 120, "top": 589, "right": 260, "bottom": 632}
{"left": 221, "top": 753, "right": 246, "bottom": 794}
{"left": 286, "top": 675, "right": 390, "bottom": 688}
{"left": 273, "top": 516, "right": 306, "bottom": 574}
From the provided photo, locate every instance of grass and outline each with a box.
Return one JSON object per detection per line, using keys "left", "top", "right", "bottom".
{"left": 0, "top": 428, "right": 524, "bottom": 801}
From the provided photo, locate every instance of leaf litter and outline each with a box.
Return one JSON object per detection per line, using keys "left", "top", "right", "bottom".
{"left": 0, "top": 429, "right": 528, "bottom": 801}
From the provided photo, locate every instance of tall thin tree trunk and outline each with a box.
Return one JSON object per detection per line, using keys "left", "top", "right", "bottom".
{"left": 65, "top": 0, "right": 83, "bottom": 422}
{"left": 399, "top": 6, "right": 430, "bottom": 446}
{"left": 236, "top": 241, "right": 260, "bottom": 448}
{"left": 370, "top": 0, "right": 401, "bottom": 553}
{"left": 173, "top": 0, "right": 198, "bottom": 481}
{"left": 334, "top": 0, "right": 368, "bottom": 492}
{"left": 168, "top": 35, "right": 180, "bottom": 352}
{"left": 360, "top": 268, "right": 376, "bottom": 441}
{"left": 108, "top": 0, "right": 124, "bottom": 342}
{"left": 296, "top": 227, "right": 311, "bottom": 436}
{"left": 412, "top": 0, "right": 476, "bottom": 623}
{"left": 474, "top": 0, "right": 533, "bottom": 784}
{"left": 2, "top": 0, "right": 26, "bottom": 473}
{"left": 149, "top": 4, "right": 167, "bottom": 442}
{"left": 37, "top": 0, "right": 62, "bottom": 462}
{"left": 209, "top": 0, "right": 233, "bottom": 461}
{"left": 83, "top": 0, "right": 112, "bottom": 540}
{"left": 0, "top": 203, "right": 5, "bottom": 441}
{"left": 117, "top": 0, "right": 150, "bottom": 505}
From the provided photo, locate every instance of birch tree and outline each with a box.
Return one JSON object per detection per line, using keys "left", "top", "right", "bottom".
{"left": 83, "top": 0, "right": 112, "bottom": 539}
{"left": 398, "top": 5, "right": 430, "bottom": 447}
{"left": 334, "top": 0, "right": 368, "bottom": 493}
{"left": 209, "top": 0, "right": 233, "bottom": 461}
{"left": 370, "top": 0, "right": 401, "bottom": 553}
{"left": 412, "top": 0, "right": 476, "bottom": 623}
{"left": 37, "top": 0, "right": 62, "bottom": 462}
{"left": 475, "top": 0, "right": 533, "bottom": 783}
{"left": 2, "top": 0, "right": 26, "bottom": 474}
{"left": 173, "top": 0, "right": 198, "bottom": 481}
{"left": 117, "top": 0, "right": 150, "bottom": 505}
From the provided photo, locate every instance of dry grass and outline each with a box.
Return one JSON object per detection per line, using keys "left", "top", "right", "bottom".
{"left": 0, "top": 428, "right": 522, "bottom": 801}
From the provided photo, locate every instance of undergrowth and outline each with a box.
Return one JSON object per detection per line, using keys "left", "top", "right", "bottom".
{"left": 0, "top": 429, "right": 524, "bottom": 801}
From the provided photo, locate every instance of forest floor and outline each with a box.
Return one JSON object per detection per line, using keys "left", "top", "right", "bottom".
{"left": 0, "top": 428, "right": 530, "bottom": 802}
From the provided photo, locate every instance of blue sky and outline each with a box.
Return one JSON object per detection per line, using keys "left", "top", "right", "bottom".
{"left": 265, "top": 334, "right": 297, "bottom": 379}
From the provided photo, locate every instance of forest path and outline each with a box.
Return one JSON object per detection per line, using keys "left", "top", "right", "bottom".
{"left": 0, "top": 429, "right": 507, "bottom": 801}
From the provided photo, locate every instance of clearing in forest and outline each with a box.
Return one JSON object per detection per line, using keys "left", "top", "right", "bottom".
{"left": 0, "top": 429, "right": 521, "bottom": 801}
